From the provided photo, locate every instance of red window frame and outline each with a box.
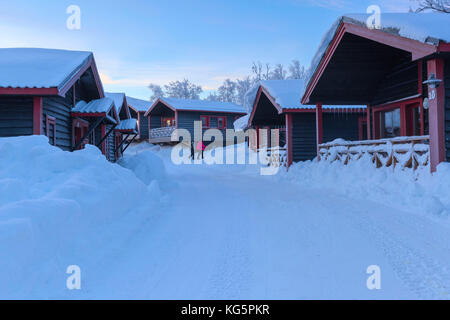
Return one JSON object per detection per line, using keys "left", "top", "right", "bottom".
{"left": 45, "top": 115, "right": 56, "bottom": 145}
{"left": 200, "top": 115, "right": 210, "bottom": 128}
{"left": 200, "top": 115, "right": 227, "bottom": 129}
{"left": 72, "top": 118, "right": 89, "bottom": 150}
{"left": 161, "top": 117, "right": 176, "bottom": 127}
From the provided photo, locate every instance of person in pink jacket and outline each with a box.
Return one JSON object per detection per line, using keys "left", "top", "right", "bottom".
{"left": 196, "top": 140, "right": 206, "bottom": 160}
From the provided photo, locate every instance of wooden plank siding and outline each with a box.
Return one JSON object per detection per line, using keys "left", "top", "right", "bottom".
{"left": 370, "top": 58, "right": 419, "bottom": 106}
{"left": 291, "top": 113, "right": 317, "bottom": 162}
{"left": 0, "top": 96, "right": 33, "bottom": 137}
{"left": 176, "top": 111, "right": 239, "bottom": 144}
{"left": 105, "top": 124, "right": 116, "bottom": 162}
{"left": 323, "top": 113, "right": 360, "bottom": 143}
{"left": 42, "top": 95, "right": 73, "bottom": 150}
{"left": 444, "top": 59, "right": 450, "bottom": 162}
{"left": 139, "top": 112, "right": 149, "bottom": 139}
{"left": 150, "top": 115, "right": 161, "bottom": 129}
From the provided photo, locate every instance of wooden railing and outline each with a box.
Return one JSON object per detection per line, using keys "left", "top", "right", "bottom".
{"left": 318, "top": 136, "right": 430, "bottom": 170}
{"left": 150, "top": 126, "right": 176, "bottom": 139}
{"left": 258, "top": 146, "right": 287, "bottom": 167}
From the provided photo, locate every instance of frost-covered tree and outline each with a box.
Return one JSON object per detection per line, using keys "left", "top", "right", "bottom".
{"left": 235, "top": 77, "right": 253, "bottom": 106}
{"left": 205, "top": 92, "right": 220, "bottom": 101}
{"left": 218, "top": 79, "right": 237, "bottom": 103}
{"left": 288, "top": 60, "right": 307, "bottom": 80}
{"left": 164, "top": 79, "right": 203, "bottom": 100}
{"left": 252, "top": 61, "right": 271, "bottom": 81}
{"left": 148, "top": 83, "right": 165, "bottom": 101}
{"left": 415, "top": 0, "right": 450, "bottom": 12}
{"left": 270, "top": 64, "right": 287, "bottom": 80}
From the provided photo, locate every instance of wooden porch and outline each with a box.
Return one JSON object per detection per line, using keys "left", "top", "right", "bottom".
{"left": 149, "top": 126, "right": 176, "bottom": 144}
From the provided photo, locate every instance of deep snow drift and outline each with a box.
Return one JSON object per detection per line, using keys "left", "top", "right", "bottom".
{"left": 0, "top": 136, "right": 165, "bottom": 298}
{"left": 1, "top": 138, "right": 449, "bottom": 299}
{"left": 280, "top": 158, "right": 450, "bottom": 225}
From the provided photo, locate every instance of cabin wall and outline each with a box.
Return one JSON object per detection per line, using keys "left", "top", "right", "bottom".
{"left": 0, "top": 96, "right": 33, "bottom": 137}
{"left": 42, "top": 95, "right": 73, "bottom": 150}
{"left": 291, "top": 113, "right": 317, "bottom": 162}
{"left": 445, "top": 59, "right": 450, "bottom": 162}
{"left": 323, "top": 113, "right": 360, "bottom": 143}
{"left": 177, "top": 111, "right": 238, "bottom": 141}
{"left": 138, "top": 112, "right": 149, "bottom": 139}
{"left": 371, "top": 60, "right": 419, "bottom": 107}
{"left": 150, "top": 115, "right": 162, "bottom": 129}
{"left": 105, "top": 124, "right": 116, "bottom": 162}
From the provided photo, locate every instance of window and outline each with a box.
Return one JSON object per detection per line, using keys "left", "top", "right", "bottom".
{"left": 46, "top": 115, "right": 56, "bottom": 146}
{"left": 200, "top": 116, "right": 209, "bottom": 128}
{"left": 201, "top": 116, "right": 226, "bottom": 129}
{"left": 380, "top": 108, "right": 400, "bottom": 138}
{"left": 217, "top": 117, "right": 226, "bottom": 129}
{"left": 161, "top": 117, "right": 175, "bottom": 127}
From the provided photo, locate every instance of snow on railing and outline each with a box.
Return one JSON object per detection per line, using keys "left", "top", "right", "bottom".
{"left": 258, "top": 146, "right": 287, "bottom": 168}
{"left": 150, "top": 126, "right": 176, "bottom": 139}
{"left": 318, "top": 135, "right": 430, "bottom": 170}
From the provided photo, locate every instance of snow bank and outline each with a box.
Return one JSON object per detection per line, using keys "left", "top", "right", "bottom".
{"left": 0, "top": 136, "right": 162, "bottom": 298}
{"left": 119, "top": 143, "right": 172, "bottom": 193}
{"left": 280, "top": 157, "right": 450, "bottom": 223}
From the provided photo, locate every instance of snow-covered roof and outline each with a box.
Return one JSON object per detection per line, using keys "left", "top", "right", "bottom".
{"left": 257, "top": 80, "right": 365, "bottom": 110}
{"left": 127, "top": 96, "right": 153, "bottom": 112}
{"left": 73, "top": 97, "right": 115, "bottom": 114}
{"left": 0, "top": 48, "right": 93, "bottom": 90}
{"left": 160, "top": 97, "right": 246, "bottom": 114}
{"left": 233, "top": 115, "right": 250, "bottom": 131}
{"left": 305, "top": 13, "right": 450, "bottom": 95}
{"left": 105, "top": 92, "right": 126, "bottom": 115}
{"left": 116, "top": 118, "right": 137, "bottom": 132}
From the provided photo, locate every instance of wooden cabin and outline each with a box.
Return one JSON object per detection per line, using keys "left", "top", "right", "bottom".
{"left": 126, "top": 96, "right": 152, "bottom": 141}
{"left": 247, "top": 80, "right": 366, "bottom": 166}
{"left": 0, "top": 48, "right": 121, "bottom": 161}
{"left": 301, "top": 13, "right": 450, "bottom": 172}
{"left": 145, "top": 97, "right": 247, "bottom": 144}
{"left": 106, "top": 92, "right": 138, "bottom": 159}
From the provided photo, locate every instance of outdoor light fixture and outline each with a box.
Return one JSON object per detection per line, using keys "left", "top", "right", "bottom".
{"left": 423, "top": 73, "right": 442, "bottom": 89}
{"left": 423, "top": 97, "right": 429, "bottom": 110}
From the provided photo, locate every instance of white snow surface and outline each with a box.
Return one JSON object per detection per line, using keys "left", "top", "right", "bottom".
{"left": 160, "top": 97, "right": 246, "bottom": 114}
{"left": 1, "top": 138, "right": 450, "bottom": 299}
{"left": 72, "top": 98, "right": 115, "bottom": 114}
{"left": 233, "top": 114, "right": 250, "bottom": 131}
{"left": 115, "top": 118, "right": 138, "bottom": 131}
{"left": 126, "top": 96, "right": 153, "bottom": 112}
{"left": 105, "top": 92, "right": 126, "bottom": 115}
{"left": 244, "top": 80, "right": 365, "bottom": 117}
{"left": 0, "top": 48, "right": 92, "bottom": 89}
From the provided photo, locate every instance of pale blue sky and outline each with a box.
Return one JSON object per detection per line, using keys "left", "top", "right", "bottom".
{"left": 0, "top": 0, "right": 415, "bottom": 100}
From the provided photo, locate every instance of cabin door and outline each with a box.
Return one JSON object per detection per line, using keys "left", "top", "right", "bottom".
{"left": 73, "top": 119, "right": 89, "bottom": 150}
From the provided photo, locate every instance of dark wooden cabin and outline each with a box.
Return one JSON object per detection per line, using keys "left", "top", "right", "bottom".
{"left": 106, "top": 92, "right": 138, "bottom": 159}
{"left": 247, "top": 80, "right": 366, "bottom": 166}
{"left": 301, "top": 13, "right": 450, "bottom": 172}
{"left": 126, "top": 96, "right": 152, "bottom": 141}
{"left": 145, "top": 97, "right": 247, "bottom": 145}
{"left": 0, "top": 48, "right": 119, "bottom": 161}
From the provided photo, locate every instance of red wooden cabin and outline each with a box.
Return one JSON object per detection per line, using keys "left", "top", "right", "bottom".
{"left": 302, "top": 13, "right": 450, "bottom": 172}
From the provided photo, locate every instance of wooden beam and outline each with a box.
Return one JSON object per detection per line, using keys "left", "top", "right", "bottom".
{"left": 33, "top": 97, "right": 43, "bottom": 135}
{"left": 96, "top": 123, "right": 117, "bottom": 149}
{"left": 316, "top": 103, "right": 323, "bottom": 157}
{"left": 285, "top": 113, "right": 293, "bottom": 168}
{"left": 427, "top": 58, "right": 446, "bottom": 172}
{"left": 72, "top": 116, "right": 104, "bottom": 151}
{"left": 121, "top": 134, "right": 137, "bottom": 153}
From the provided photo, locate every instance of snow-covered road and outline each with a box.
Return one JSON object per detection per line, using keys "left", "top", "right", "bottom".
{"left": 81, "top": 158, "right": 450, "bottom": 300}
